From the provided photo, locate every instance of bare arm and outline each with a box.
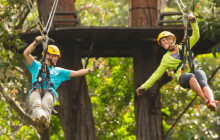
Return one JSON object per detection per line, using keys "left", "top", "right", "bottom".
{"left": 23, "top": 42, "right": 37, "bottom": 66}
{"left": 68, "top": 61, "right": 100, "bottom": 78}
{"left": 23, "top": 36, "right": 42, "bottom": 66}
{"left": 68, "top": 68, "right": 90, "bottom": 78}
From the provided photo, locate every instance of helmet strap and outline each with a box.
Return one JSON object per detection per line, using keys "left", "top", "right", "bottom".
{"left": 169, "top": 45, "right": 177, "bottom": 51}
{"left": 165, "top": 37, "right": 176, "bottom": 51}
{"left": 46, "top": 55, "right": 55, "bottom": 67}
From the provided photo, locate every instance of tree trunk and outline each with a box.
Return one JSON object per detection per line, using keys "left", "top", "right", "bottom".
{"left": 37, "top": 0, "right": 76, "bottom": 28}
{"left": 37, "top": 1, "right": 97, "bottom": 139}
{"left": 58, "top": 43, "right": 96, "bottom": 140}
{"left": 130, "top": 0, "right": 164, "bottom": 139}
{"left": 129, "top": 0, "right": 158, "bottom": 27}
{"left": 133, "top": 45, "right": 163, "bottom": 140}
{"left": 40, "top": 127, "right": 50, "bottom": 140}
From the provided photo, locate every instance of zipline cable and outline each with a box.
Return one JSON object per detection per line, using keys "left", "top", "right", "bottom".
{"left": 26, "top": 0, "right": 59, "bottom": 99}
{"left": 44, "top": 0, "right": 59, "bottom": 35}
{"left": 175, "top": 0, "right": 189, "bottom": 41}
{"left": 165, "top": 0, "right": 203, "bottom": 138}
{"left": 26, "top": 0, "right": 59, "bottom": 35}
{"left": 175, "top": 0, "right": 184, "bottom": 14}
{"left": 175, "top": 0, "right": 195, "bottom": 74}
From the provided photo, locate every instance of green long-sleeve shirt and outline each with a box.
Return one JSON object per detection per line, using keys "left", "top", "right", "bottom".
{"left": 142, "top": 22, "right": 200, "bottom": 90}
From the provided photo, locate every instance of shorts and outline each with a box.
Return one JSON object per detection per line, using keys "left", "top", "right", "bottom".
{"left": 179, "top": 69, "right": 208, "bottom": 89}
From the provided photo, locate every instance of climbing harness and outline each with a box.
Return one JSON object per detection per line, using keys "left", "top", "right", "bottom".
{"left": 174, "top": 0, "right": 195, "bottom": 74}
{"left": 165, "top": 0, "right": 197, "bottom": 138}
{"left": 27, "top": 0, "right": 59, "bottom": 99}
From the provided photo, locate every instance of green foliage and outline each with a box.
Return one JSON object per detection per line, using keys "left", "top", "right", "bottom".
{"left": 0, "top": 98, "right": 38, "bottom": 139}
{"left": 15, "top": 126, "right": 38, "bottom": 139}
{"left": 0, "top": 0, "right": 64, "bottom": 139}
{"left": 1, "top": 0, "right": 220, "bottom": 139}
{"left": 198, "top": 17, "right": 220, "bottom": 58}
{"left": 50, "top": 114, "right": 64, "bottom": 140}
{"left": 161, "top": 54, "right": 220, "bottom": 139}
{"left": 75, "top": 0, "right": 128, "bottom": 26}
{"left": 85, "top": 57, "right": 135, "bottom": 139}
{"left": 160, "top": 2, "right": 220, "bottom": 138}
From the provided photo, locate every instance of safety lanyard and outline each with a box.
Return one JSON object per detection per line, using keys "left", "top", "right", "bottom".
{"left": 175, "top": 0, "right": 195, "bottom": 74}
{"left": 27, "top": 0, "right": 59, "bottom": 97}
{"left": 26, "top": 0, "right": 59, "bottom": 36}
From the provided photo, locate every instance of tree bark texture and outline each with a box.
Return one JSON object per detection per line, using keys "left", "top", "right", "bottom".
{"left": 130, "top": 0, "right": 163, "bottom": 139}
{"left": 37, "top": 0, "right": 76, "bottom": 28}
{"left": 129, "top": 0, "right": 158, "bottom": 27}
{"left": 133, "top": 44, "right": 163, "bottom": 140}
{"left": 58, "top": 42, "right": 96, "bottom": 140}
{"left": 40, "top": 128, "right": 50, "bottom": 140}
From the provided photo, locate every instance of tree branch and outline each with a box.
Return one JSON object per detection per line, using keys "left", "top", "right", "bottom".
{"left": 14, "top": 6, "right": 30, "bottom": 30}
{"left": 0, "top": 82, "right": 50, "bottom": 139}
{"left": 0, "top": 84, "right": 36, "bottom": 127}
{"left": 25, "top": 24, "right": 37, "bottom": 33}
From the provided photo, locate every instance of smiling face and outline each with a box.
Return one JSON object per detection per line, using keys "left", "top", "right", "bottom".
{"left": 46, "top": 53, "right": 59, "bottom": 66}
{"left": 160, "top": 36, "right": 176, "bottom": 50}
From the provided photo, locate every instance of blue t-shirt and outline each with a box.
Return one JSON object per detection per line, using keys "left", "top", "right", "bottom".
{"left": 27, "top": 59, "right": 71, "bottom": 100}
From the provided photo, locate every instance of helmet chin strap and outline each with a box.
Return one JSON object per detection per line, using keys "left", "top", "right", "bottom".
{"left": 47, "top": 58, "right": 55, "bottom": 67}
{"left": 168, "top": 44, "right": 176, "bottom": 51}
{"left": 165, "top": 37, "right": 176, "bottom": 51}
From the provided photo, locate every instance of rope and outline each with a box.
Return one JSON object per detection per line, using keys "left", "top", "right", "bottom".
{"left": 174, "top": 0, "right": 195, "bottom": 74}
{"left": 26, "top": 0, "right": 59, "bottom": 99}
{"left": 26, "top": 0, "right": 59, "bottom": 35}
{"left": 164, "top": 0, "right": 218, "bottom": 138}
{"left": 45, "top": 0, "right": 59, "bottom": 35}
{"left": 175, "top": 0, "right": 184, "bottom": 14}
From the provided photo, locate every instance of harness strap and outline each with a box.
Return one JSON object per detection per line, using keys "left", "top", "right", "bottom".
{"left": 174, "top": 62, "right": 182, "bottom": 73}
{"left": 174, "top": 36, "right": 195, "bottom": 74}
{"left": 31, "top": 65, "right": 54, "bottom": 99}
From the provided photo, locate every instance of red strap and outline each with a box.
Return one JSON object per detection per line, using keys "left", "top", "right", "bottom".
{"left": 38, "top": 85, "right": 41, "bottom": 93}
{"left": 181, "top": 70, "right": 183, "bottom": 75}
{"left": 185, "top": 64, "right": 190, "bottom": 71}
{"left": 206, "top": 100, "right": 210, "bottom": 105}
{"left": 206, "top": 100, "right": 216, "bottom": 105}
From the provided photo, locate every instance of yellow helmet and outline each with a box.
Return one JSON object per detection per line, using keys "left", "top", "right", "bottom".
{"left": 47, "top": 45, "right": 61, "bottom": 58}
{"left": 157, "top": 31, "right": 176, "bottom": 46}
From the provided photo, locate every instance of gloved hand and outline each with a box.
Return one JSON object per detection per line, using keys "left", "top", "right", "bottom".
{"left": 34, "top": 36, "right": 42, "bottom": 45}
{"left": 88, "top": 61, "right": 100, "bottom": 72}
{"left": 187, "top": 13, "right": 196, "bottom": 23}
{"left": 136, "top": 85, "right": 145, "bottom": 96}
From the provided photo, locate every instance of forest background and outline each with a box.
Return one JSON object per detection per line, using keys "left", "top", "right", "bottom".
{"left": 0, "top": 0, "right": 220, "bottom": 139}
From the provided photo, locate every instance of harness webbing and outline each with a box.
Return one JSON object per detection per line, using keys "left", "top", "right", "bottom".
{"left": 27, "top": 0, "right": 59, "bottom": 98}
{"left": 174, "top": 0, "right": 195, "bottom": 74}
{"left": 174, "top": 33, "right": 195, "bottom": 74}
{"left": 179, "top": 34, "right": 195, "bottom": 74}
{"left": 32, "top": 65, "right": 54, "bottom": 98}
